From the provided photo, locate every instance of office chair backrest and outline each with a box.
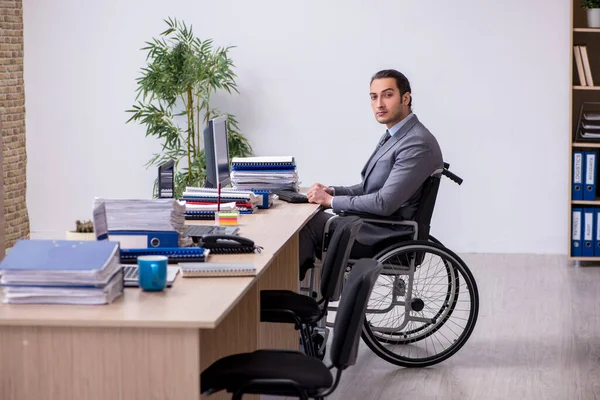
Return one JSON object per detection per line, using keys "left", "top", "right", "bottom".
{"left": 413, "top": 171, "right": 442, "bottom": 241}
{"left": 329, "top": 258, "right": 381, "bottom": 370}
{"left": 320, "top": 216, "right": 362, "bottom": 302}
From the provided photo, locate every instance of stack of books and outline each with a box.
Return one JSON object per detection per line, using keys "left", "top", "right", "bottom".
{"left": 230, "top": 156, "right": 300, "bottom": 191}
{"left": 0, "top": 239, "right": 123, "bottom": 305}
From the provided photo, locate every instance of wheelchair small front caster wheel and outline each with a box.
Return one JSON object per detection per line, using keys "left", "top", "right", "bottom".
{"left": 312, "top": 332, "right": 326, "bottom": 360}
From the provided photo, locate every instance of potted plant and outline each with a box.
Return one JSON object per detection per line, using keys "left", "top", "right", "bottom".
{"left": 126, "top": 18, "right": 252, "bottom": 198}
{"left": 583, "top": 0, "right": 600, "bottom": 28}
{"left": 65, "top": 219, "right": 96, "bottom": 241}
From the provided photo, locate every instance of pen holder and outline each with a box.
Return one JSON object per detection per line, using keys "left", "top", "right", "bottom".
{"left": 216, "top": 211, "right": 239, "bottom": 226}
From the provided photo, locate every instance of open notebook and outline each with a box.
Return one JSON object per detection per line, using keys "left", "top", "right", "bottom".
{"left": 179, "top": 262, "right": 256, "bottom": 278}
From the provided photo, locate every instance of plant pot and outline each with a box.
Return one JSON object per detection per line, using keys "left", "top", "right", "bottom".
{"left": 588, "top": 8, "right": 600, "bottom": 28}
{"left": 65, "top": 231, "right": 96, "bottom": 241}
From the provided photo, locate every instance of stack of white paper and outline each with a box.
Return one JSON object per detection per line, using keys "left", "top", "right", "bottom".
{"left": 230, "top": 156, "right": 300, "bottom": 191}
{"left": 93, "top": 198, "right": 187, "bottom": 235}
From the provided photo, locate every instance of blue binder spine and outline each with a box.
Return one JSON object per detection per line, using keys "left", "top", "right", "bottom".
{"left": 108, "top": 230, "right": 179, "bottom": 249}
{"left": 584, "top": 151, "right": 597, "bottom": 201}
{"left": 251, "top": 189, "right": 273, "bottom": 209}
{"left": 573, "top": 151, "right": 584, "bottom": 200}
{"left": 572, "top": 208, "right": 583, "bottom": 257}
{"left": 583, "top": 208, "right": 595, "bottom": 256}
{"left": 595, "top": 209, "right": 600, "bottom": 256}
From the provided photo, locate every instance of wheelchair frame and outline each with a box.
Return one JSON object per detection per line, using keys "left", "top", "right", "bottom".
{"left": 302, "top": 163, "right": 471, "bottom": 363}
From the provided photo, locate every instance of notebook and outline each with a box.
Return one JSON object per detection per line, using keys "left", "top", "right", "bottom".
{"left": 179, "top": 262, "right": 256, "bottom": 278}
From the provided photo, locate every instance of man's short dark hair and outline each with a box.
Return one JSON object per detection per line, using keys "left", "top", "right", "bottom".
{"left": 371, "top": 69, "right": 412, "bottom": 107}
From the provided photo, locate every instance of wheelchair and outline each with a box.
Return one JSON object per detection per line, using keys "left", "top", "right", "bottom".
{"left": 305, "top": 163, "right": 479, "bottom": 368}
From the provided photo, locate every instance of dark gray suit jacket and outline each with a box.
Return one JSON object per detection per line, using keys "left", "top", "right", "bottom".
{"left": 331, "top": 114, "right": 443, "bottom": 245}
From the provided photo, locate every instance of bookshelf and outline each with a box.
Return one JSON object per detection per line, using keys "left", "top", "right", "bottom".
{"left": 570, "top": 1, "right": 600, "bottom": 261}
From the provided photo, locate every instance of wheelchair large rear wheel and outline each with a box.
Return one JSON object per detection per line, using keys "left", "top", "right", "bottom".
{"left": 365, "top": 234, "right": 450, "bottom": 345}
{"left": 361, "top": 240, "right": 478, "bottom": 368}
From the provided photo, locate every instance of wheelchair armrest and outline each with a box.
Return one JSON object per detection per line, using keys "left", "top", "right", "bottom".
{"left": 337, "top": 210, "right": 416, "bottom": 227}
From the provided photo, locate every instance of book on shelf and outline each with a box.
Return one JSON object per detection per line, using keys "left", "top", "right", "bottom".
{"left": 574, "top": 45, "right": 594, "bottom": 87}
{"left": 574, "top": 45, "right": 588, "bottom": 86}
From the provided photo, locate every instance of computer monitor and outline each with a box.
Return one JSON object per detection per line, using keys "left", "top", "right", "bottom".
{"left": 203, "top": 115, "right": 231, "bottom": 188}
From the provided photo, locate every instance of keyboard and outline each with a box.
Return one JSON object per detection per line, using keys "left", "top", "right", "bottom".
{"left": 122, "top": 265, "right": 180, "bottom": 287}
{"left": 271, "top": 189, "right": 309, "bottom": 203}
{"left": 185, "top": 225, "right": 240, "bottom": 237}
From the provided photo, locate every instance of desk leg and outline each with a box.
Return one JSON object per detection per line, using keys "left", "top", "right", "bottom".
{"left": 257, "top": 231, "right": 300, "bottom": 350}
{"left": 199, "top": 282, "right": 259, "bottom": 400}
{"left": 0, "top": 326, "right": 199, "bottom": 400}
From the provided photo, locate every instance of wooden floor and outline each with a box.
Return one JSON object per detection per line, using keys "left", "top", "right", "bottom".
{"left": 266, "top": 253, "right": 600, "bottom": 400}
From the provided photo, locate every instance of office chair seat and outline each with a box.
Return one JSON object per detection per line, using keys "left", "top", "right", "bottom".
{"left": 200, "top": 349, "right": 333, "bottom": 396}
{"left": 261, "top": 290, "right": 320, "bottom": 322}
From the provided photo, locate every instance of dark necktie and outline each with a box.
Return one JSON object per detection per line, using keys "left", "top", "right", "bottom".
{"left": 377, "top": 130, "right": 391, "bottom": 150}
{"left": 362, "top": 130, "right": 391, "bottom": 176}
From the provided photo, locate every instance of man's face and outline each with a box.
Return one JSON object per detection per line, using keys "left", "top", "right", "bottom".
{"left": 370, "top": 77, "right": 409, "bottom": 128}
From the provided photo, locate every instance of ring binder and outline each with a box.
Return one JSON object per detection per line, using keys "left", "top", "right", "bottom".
{"left": 179, "top": 262, "right": 256, "bottom": 278}
{"left": 120, "top": 247, "right": 210, "bottom": 264}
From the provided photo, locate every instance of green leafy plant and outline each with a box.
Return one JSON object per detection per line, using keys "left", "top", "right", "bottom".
{"left": 126, "top": 17, "right": 252, "bottom": 198}
{"left": 75, "top": 220, "right": 94, "bottom": 233}
{"left": 582, "top": 0, "right": 600, "bottom": 8}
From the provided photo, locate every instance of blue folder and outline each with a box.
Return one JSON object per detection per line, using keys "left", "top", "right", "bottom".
{"left": 0, "top": 239, "right": 120, "bottom": 272}
{"left": 573, "top": 151, "right": 584, "bottom": 201}
{"left": 584, "top": 151, "right": 597, "bottom": 201}
{"left": 572, "top": 208, "right": 583, "bottom": 257}
{"left": 595, "top": 209, "right": 600, "bottom": 256}
{"left": 0, "top": 239, "right": 121, "bottom": 287}
{"left": 108, "top": 230, "right": 178, "bottom": 248}
{"left": 583, "top": 208, "right": 595, "bottom": 257}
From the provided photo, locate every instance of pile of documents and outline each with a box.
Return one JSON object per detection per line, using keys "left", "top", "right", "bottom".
{"left": 580, "top": 111, "right": 600, "bottom": 140}
{"left": 0, "top": 239, "right": 123, "bottom": 305}
{"left": 92, "top": 198, "right": 189, "bottom": 245}
{"left": 230, "top": 156, "right": 300, "bottom": 191}
{"left": 180, "top": 187, "right": 260, "bottom": 219}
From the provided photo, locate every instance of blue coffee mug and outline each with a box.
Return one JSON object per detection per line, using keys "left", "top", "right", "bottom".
{"left": 137, "top": 255, "right": 168, "bottom": 291}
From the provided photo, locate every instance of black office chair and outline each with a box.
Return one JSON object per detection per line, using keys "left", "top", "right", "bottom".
{"left": 260, "top": 216, "right": 363, "bottom": 359}
{"left": 200, "top": 258, "right": 383, "bottom": 400}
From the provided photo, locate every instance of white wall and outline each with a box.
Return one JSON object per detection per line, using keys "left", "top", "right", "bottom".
{"left": 22, "top": 0, "right": 571, "bottom": 254}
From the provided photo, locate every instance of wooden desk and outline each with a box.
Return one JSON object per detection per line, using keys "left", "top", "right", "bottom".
{"left": 0, "top": 201, "right": 320, "bottom": 400}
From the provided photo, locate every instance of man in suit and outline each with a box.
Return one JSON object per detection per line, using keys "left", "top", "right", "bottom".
{"left": 299, "top": 69, "right": 443, "bottom": 279}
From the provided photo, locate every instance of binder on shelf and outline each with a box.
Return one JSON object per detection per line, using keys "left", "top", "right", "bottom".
{"left": 583, "top": 208, "right": 595, "bottom": 257}
{"left": 572, "top": 208, "right": 583, "bottom": 257}
{"left": 573, "top": 151, "right": 584, "bottom": 201}
{"left": 584, "top": 151, "right": 597, "bottom": 201}
{"left": 108, "top": 230, "right": 179, "bottom": 249}
{"left": 594, "top": 208, "right": 600, "bottom": 257}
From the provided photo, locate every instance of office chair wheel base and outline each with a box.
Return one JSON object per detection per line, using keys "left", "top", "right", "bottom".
{"left": 361, "top": 241, "right": 479, "bottom": 368}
